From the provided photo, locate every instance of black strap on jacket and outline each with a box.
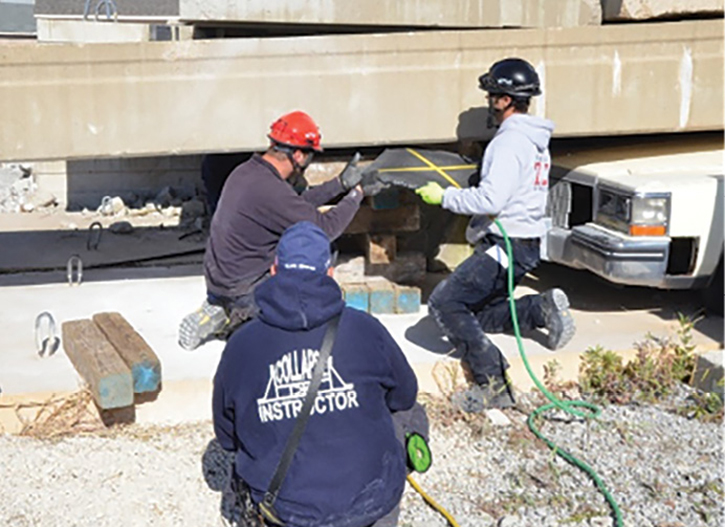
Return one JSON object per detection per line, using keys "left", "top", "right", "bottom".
{"left": 259, "top": 314, "right": 341, "bottom": 526}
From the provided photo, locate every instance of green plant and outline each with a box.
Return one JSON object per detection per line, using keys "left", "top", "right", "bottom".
{"left": 578, "top": 314, "right": 700, "bottom": 405}
{"left": 677, "top": 391, "right": 724, "bottom": 422}
{"left": 542, "top": 359, "right": 578, "bottom": 394}
{"left": 579, "top": 346, "right": 628, "bottom": 403}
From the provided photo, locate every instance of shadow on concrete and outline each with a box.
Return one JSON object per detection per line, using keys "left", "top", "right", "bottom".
{"left": 408, "top": 261, "right": 723, "bottom": 350}
{"left": 0, "top": 226, "right": 205, "bottom": 287}
{"left": 404, "top": 315, "right": 459, "bottom": 356}
{"left": 455, "top": 106, "right": 496, "bottom": 144}
{"left": 201, "top": 439, "right": 240, "bottom": 525}
{"left": 527, "top": 262, "right": 724, "bottom": 343}
{"left": 404, "top": 308, "right": 550, "bottom": 354}
{"left": 96, "top": 388, "right": 163, "bottom": 427}
{"left": 98, "top": 404, "right": 136, "bottom": 427}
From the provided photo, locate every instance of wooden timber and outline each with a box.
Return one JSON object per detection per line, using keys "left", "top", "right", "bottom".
{"left": 92, "top": 312, "right": 162, "bottom": 394}
{"left": 61, "top": 319, "right": 134, "bottom": 410}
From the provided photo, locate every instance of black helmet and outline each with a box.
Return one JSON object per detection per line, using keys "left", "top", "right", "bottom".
{"left": 478, "top": 58, "right": 541, "bottom": 98}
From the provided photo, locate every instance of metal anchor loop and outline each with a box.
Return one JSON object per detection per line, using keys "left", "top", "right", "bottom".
{"left": 87, "top": 221, "right": 103, "bottom": 251}
{"left": 67, "top": 255, "right": 83, "bottom": 286}
{"left": 83, "top": 0, "right": 118, "bottom": 21}
{"left": 35, "top": 312, "right": 60, "bottom": 358}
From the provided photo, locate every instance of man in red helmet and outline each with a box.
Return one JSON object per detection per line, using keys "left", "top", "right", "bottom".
{"left": 179, "top": 111, "right": 372, "bottom": 350}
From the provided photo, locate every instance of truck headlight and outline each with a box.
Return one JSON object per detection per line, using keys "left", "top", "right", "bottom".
{"left": 629, "top": 195, "right": 670, "bottom": 236}
{"left": 596, "top": 189, "right": 670, "bottom": 236}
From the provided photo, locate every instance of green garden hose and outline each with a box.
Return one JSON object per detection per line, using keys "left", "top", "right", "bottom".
{"left": 494, "top": 218, "right": 624, "bottom": 527}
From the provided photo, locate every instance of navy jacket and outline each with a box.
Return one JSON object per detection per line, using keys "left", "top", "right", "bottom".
{"left": 213, "top": 270, "right": 418, "bottom": 527}
{"left": 204, "top": 155, "right": 363, "bottom": 298}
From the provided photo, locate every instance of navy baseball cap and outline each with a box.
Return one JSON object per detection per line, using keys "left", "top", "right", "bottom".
{"left": 276, "top": 221, "right": 331, "bottom": 273}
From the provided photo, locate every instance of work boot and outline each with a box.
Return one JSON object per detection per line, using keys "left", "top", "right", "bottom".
{"left": 541, "top": 288, "right": 576, "bottom": 350}
{"left": 178, "top": 300, "right": 229, "bottom": 350}
{"left": 452, "top": 377, "right": 516, "bottom": 413}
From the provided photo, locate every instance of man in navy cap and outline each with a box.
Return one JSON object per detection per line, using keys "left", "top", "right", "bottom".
{"left": 213, "top": 221, "right": 428, "bottom": 527}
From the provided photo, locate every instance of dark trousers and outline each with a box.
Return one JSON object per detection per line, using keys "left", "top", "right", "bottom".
{"left": 207, "top": 290, "right": 259, "bottom": 332}
{"left": 207, "top": 272, "right": 271, "bottom": 336}
{"left": 428, "top": 234, "right": 545, "bottom": 385}
{"left": 230, "top": 403, "right": 429, "bottom": 527}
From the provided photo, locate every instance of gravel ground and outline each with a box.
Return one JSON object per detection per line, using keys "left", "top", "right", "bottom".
{"left": 1, "top": 387, "right": 722, "bottom": 527}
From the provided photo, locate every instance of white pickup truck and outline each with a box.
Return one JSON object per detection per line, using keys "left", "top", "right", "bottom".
{"left": 545, "top": 134, "right": 723, "bottom": 314}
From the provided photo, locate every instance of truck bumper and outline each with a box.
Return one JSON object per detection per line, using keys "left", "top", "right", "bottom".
{"left": 547, "top": 224, "right": 670, "bottom": 287}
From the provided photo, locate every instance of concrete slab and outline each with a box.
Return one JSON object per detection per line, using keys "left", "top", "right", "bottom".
{"left": 178, "top": 0, "right": 602, "bottom": 28}
{"left": 0, "top": 263, "right": 721, "bottom": 432}
{"left": 37, "top": 19, "right": 153, "bottom": 43}
{"left": 0, "top": 19, "right": 721, "bottom": 162}
{"left": 602, "top": 0, "right": 723, "bottom": 21}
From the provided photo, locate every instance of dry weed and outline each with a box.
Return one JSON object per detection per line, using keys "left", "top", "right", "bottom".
{"left": 1, "top": 389, "right": 106, "bottom": 440}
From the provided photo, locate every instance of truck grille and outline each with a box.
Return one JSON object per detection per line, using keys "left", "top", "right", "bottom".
{"left": 547, "top": 179, "right": 593, "bottom": 229}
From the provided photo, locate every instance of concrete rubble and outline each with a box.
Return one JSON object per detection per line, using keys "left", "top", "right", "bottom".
{"left": 0, "top": 163, "right": 58, "bottom": 214}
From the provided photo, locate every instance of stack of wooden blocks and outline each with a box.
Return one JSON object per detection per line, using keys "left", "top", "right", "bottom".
{"left": 61, "top": 313, "right": 161, "bottom": 412}
{"left": 337, "top": 188, "right": 424, "bottom": 315}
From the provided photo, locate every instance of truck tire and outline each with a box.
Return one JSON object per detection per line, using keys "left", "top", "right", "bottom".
{"left": 702, "top": 255, "right": 724, "bottom": 316}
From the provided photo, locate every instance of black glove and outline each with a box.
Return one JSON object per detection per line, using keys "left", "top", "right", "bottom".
{"left": 359, "top": 169, "right": 390, "bottom": 197}
{"left": 338, "top": 152, "right": 363, "bottom": 191}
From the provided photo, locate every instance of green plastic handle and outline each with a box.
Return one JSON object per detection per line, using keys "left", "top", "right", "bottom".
{"left": 406, "top": 433, "right": 432, "bottom": 473}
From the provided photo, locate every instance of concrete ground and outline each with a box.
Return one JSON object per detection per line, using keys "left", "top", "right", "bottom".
{"left": 0, "top": 211, "right": 722, "bottom": 430}
{"left": 0, "top": 255, "right": 721, "bottom": 431}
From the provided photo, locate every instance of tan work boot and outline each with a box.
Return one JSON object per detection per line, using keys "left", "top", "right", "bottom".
{"left": 178, "top": 300, "right": 229, "bottom": 350}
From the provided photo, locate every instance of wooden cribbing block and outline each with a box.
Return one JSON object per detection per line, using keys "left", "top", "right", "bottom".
{"left": 366, "top": 251, "right": 426, "bottom": 284}
{"left": 333, "top": 255, "right": 366, "bottom": 284}
{"left": 366, "top": 234, "right": 396, "bottom": 265}
{"left": 342, "top": 283, "right": 369, "bottom": 312}
{"left": 93, "top": 312, "right": 161, "bottom": 394}
{"left": 61, "top": 319, "right": 134, "bottom": 410}
{"left": 369, "top": 279, "right": 396, "bottom": 314}
{"left": 345, "top": 203, "right": 420, "bottom": 234}
{"left": 395, "top": 285, "right": 421, "bottom": 314}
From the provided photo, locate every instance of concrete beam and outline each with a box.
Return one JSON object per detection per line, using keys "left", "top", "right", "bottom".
{"left": 178, "top": 0, "right": 602, "bottom": 28}
{"left": 0, "top": 19, "right": 722, "bottom": 162}
{"left": 36, "top": 19, "right": 196, "bottom": 43}
{"left": 37, "top": 19, "right": 153, "bottom": 43}
{"left": 602, "top": 0, "right": 723, "bottom": 21}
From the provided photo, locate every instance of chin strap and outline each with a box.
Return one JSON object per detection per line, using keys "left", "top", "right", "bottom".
{"left": 273, "top": 144, "right": 313, "bottom": 177}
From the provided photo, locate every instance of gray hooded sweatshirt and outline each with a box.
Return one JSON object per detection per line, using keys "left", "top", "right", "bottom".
{"left": 442, "top": 113, "right": 554, "bottom": 243}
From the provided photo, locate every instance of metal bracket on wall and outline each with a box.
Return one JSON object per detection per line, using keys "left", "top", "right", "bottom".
{"left": 83, "top": 0, "right": 118, "bottom": 21}
{"left": 87, "top": 222, "right": 103, "bottom": 251}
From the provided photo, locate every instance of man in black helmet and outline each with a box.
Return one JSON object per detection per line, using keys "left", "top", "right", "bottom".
{"left": 416, "top": 58, "right": 576, "bottom": 411}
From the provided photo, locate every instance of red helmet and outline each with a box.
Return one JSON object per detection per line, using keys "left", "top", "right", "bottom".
{"left": 268, "top": 111, "right": 323, "bottom": 153}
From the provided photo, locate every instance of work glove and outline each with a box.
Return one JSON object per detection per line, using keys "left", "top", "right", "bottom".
{"left": 415, "top": 181, "right": 445, "bottom": 205}
{"left": 359, "top": 169, "right": 390, "bottom": 197}
{"left": 338, "top": 152, "right": 363, "bottom": 191}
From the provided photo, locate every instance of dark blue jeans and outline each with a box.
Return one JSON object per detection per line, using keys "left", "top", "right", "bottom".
{"left": 428, "top": 234, "right": 545, "bottom": 384}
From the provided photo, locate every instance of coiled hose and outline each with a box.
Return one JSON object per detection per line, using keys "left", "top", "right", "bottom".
{"left": 494, "top": 218, "right": 623, "bottom": 526}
